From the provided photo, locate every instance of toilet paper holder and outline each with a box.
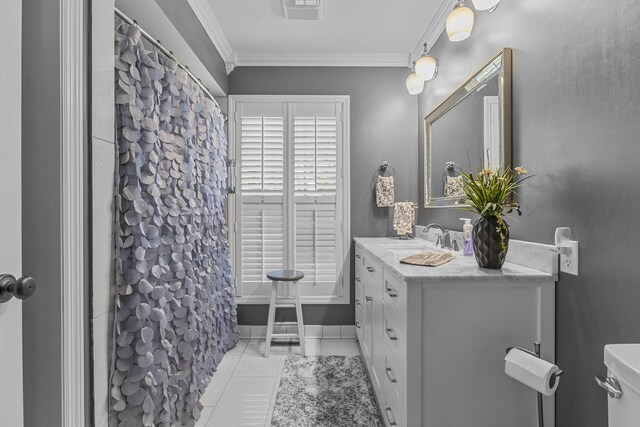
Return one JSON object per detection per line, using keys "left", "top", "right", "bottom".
{"left": 505, "top": 342, "right": 563, "bottom": 427}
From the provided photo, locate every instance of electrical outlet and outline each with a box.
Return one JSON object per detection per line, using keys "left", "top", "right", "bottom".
{"left": 555, "top": 227, "right": 579, "bottom": 276}
{"left": 559, "top": 241, "right": 579, "bottom": 275}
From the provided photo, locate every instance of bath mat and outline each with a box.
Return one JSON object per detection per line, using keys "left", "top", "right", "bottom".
{"left": 400, "top": 251, "right": 455, "bottom": 266}
{"left": 271, "top": 355, "right": 383, "bottom": 427}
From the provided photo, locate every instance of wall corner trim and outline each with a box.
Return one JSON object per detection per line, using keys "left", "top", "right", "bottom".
{"left": 187, "top": 0, "right": 235, "bottom": 72}
{"left": 60, "top": 0, "right": 86, "bottom": 424}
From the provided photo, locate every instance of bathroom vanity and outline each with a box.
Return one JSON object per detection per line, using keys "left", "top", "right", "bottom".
{"left": 354, "top": 236, "right": 558, "bottom": 427}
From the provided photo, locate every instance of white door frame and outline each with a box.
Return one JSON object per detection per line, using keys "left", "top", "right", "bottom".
{"left": 61, "top": 0, "right": 86, "bottom": 424}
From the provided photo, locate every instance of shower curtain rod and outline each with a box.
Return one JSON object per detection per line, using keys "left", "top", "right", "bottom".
{"left": 114, "top": 7, "right": 228, "bottom": 122}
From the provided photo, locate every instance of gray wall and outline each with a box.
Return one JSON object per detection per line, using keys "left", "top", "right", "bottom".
{"left": 22, "top": 1, "right": 91, "bottom": 426}
{"left": 417, "top": 0, "right": 640, "bottom": 425}
{"left": 155, "top": 0, "right": 228, "bottom": 94}
{"left": 229, "top": 67, "right": 419, "bottom": 325}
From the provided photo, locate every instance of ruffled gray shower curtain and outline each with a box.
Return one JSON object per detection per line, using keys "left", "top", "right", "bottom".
{"left": 110, "top": 19, "right": 238, "bottom": 426}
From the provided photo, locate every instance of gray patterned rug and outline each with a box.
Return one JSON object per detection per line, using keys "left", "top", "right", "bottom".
{"left": 271, "top": 355, "right": 383, "bottom": 427}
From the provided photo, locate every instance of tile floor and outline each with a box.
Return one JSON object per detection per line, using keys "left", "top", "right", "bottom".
{"left": 196, "top": 338, "right": 360, "bottom": 427}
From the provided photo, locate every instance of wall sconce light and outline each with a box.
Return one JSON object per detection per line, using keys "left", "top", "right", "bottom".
{"left": 405, "top": 62, "right": 424, "bottom": 95}
{"left": 415, "top": 43, "right": 439, "bottom": 82}
{"left": 471, "top": 0, "right": 501, "bottom": 12}
{"left": 446, "top": 0, "right": 475, "bottom": 42}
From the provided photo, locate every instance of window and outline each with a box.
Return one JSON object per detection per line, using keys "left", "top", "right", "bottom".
{"left": 229, "top": 96, "right": 350, "bottom": 304}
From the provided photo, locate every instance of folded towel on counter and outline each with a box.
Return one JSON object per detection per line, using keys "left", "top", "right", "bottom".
{"left": 376, "top": 175, "right": 395, "bottom": 207}
{"left": 393, "top": 202, "right": 415, "bottom": 236}
{"left": 400, "top": 252, "right": 455, "bottom": 267}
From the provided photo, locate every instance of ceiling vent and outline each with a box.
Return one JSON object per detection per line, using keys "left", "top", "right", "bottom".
{"left": 281, "top": 0, "right": 323, "bottom": 20}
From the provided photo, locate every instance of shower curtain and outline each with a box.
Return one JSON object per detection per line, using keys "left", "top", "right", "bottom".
{"left": 110, "top": 19, "right": 238, "bottom": 426}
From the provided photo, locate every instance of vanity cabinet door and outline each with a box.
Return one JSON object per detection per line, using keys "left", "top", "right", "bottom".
{"left": 361, "top": 286, "right": 373, "bottom": 363}
{"left": 370, "top": 293, "right": 385, "bottom": 392}
{"left": 355, "top": 245, "right": 364, "bottom": 342}
{"left": 355, "top": 276, "right": 363, "bottom": 342}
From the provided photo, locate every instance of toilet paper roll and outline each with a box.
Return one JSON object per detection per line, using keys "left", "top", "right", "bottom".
{"left": 505, "top": 348, "right": 560, "bottom": 396}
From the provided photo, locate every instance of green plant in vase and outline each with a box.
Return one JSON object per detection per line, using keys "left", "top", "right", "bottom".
{"left": 459, "top": 166, "right": 530, "bottom": 269}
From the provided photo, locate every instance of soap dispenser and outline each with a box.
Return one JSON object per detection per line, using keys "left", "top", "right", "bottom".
{"left": 460, "top": 218, "right": 474, "bottom": 256}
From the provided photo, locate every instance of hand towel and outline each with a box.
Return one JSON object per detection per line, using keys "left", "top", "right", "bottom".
{"left": 376, "top": 175, "right": 395, "bottom": 207}
{"left": 393, "top": 202, "right": 415, "bottom": 236}
{"left": 400, "top": 252, "right": 455, "bottom": 267}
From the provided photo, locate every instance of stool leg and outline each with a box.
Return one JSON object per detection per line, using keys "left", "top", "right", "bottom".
{"left": 265, "top": 281, "right": 278, "bottom": 358}
{"left": 293, "top": 281, "right": 306, "bottom": 356}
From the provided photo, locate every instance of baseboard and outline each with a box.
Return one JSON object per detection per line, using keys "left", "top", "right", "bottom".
{"left": 237, "top": 325, "right": 356, "bottom": 340}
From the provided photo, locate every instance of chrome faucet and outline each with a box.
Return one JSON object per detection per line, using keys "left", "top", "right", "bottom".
{"left": 424, "top": 223, "right": 453, "bottom": 250}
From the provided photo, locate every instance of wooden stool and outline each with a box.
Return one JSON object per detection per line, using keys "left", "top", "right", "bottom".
{"left": 264, "top": 269, "right": 306, "bottom": 358}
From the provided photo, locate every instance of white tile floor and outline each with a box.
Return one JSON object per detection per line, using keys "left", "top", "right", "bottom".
{"left": 196, "top": 338, "right": 360, "bottom": 427}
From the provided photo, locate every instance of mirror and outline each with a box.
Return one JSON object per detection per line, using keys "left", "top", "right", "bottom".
{"left": 423, "top": 48, "right": 512, "bottom": 208}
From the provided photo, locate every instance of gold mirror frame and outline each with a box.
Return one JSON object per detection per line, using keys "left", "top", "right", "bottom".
{"left": 423, "top": 48, "right": 512, "bottom": 208}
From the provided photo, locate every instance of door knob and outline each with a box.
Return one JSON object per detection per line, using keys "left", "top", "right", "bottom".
{"left": 0, "top": 274, "right": 37, "bottom": 303}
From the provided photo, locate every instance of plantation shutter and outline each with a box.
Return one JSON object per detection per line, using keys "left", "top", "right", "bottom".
{"left": 233, "top": 97, "right": 348, "bottom": 303}
{"left": 237, "top": 103, "right": 286, "bottom": 296}
{"left": 293, "top": 103, "right": 339, "bottom": 291}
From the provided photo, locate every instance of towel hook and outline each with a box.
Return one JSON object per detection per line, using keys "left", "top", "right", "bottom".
{"left": 379, "top": 161, "right": 396, "bottom": 177}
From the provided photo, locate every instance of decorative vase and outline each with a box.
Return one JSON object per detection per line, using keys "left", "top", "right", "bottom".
{"left": 472, "top": 216, "right": 509, "bottom": 269}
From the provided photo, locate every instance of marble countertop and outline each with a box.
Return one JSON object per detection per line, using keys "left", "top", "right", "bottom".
{"left": 354, "top": 237, "right": 556, "bottom": 284}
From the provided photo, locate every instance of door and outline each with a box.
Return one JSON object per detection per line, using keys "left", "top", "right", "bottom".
{"left": 0, "top": 0, "right": 24, "bottom": 425}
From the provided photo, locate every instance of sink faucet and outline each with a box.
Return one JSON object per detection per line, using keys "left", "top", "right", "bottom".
{"left": 424, "top": 223, "right": 453, "bottom": 250}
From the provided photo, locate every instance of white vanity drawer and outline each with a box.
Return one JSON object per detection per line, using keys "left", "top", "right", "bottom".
{"left": 383, "top": 306, "right": 405, "bottom": 361}
{"left": 383, "top": 270, "right": 405, "bottom": 322}
{"left": 383, "top": 341, "right": 403, "bottom": 404}
{"left": 355, "top": 245, "right": 363, "bottom": 269}
{"left": 362, "top": 256, "right": 383, "bottom": 294}
{"left": 383, "top": 391, "right": 403, "bottom": 427}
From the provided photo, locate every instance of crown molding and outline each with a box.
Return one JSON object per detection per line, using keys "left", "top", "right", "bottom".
{"left": 188, "top": 0, "right": 456, "bottom": 70}
{"left": 410, "top": 0, "right": 457, "bottom": 64}
{"left": 234, "top": 51, "right": 410, "bottom": 68}
{"left": 186, "top": 0, "right": 235, "bottom": 68}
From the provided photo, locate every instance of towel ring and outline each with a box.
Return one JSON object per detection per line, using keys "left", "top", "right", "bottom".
{"left": 442, "top": 162, "right": 464, "bottom": 197}
{"left": 379, "top": 161, "right": 396, "bottom": 177}
{"left": 442, "top": 161, "right": 461, "bottom": 181}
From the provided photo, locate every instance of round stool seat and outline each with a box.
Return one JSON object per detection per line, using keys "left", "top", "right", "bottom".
{"left": 266, "top": 269, "right": 304, "bottom": 282}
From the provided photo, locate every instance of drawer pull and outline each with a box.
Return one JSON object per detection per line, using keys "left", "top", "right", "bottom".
{"left": 355, "top": 321, "right": 361, "bottom": 329}
{"left": 385, "top": 407, "right": 397, "bottom": 426}
{"left": 385, "top": 367, "right": 397, "bottom": 383}
{"left": 356, "top": 277, "right": 361, "bottom": 282}
{"left": 386, "top": 327, "right": 398, "bottom": 341}
{"left": 366, "top": 266, "right": 375, "bottom": 273}
{"left": 385, "top": 285, "right": 398, "bottom": 298}
{"left": 355, "top": 299, "right": 361, "bottom": 306}
{"left": 366, "top": 296, "right": 373, "bottom": 302}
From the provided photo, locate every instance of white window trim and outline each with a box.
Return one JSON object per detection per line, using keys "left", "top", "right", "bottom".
{"left": 228, "top": 95, "right": 351, "bottom": 304}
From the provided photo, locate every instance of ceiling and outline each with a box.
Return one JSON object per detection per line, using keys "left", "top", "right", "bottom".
{"left": 194, "top": 0, "right": 454, "bottom": 69}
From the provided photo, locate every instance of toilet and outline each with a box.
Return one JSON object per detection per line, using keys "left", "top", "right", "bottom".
{"left": 600, "top": 344, "right": 640, "bottom": 426}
